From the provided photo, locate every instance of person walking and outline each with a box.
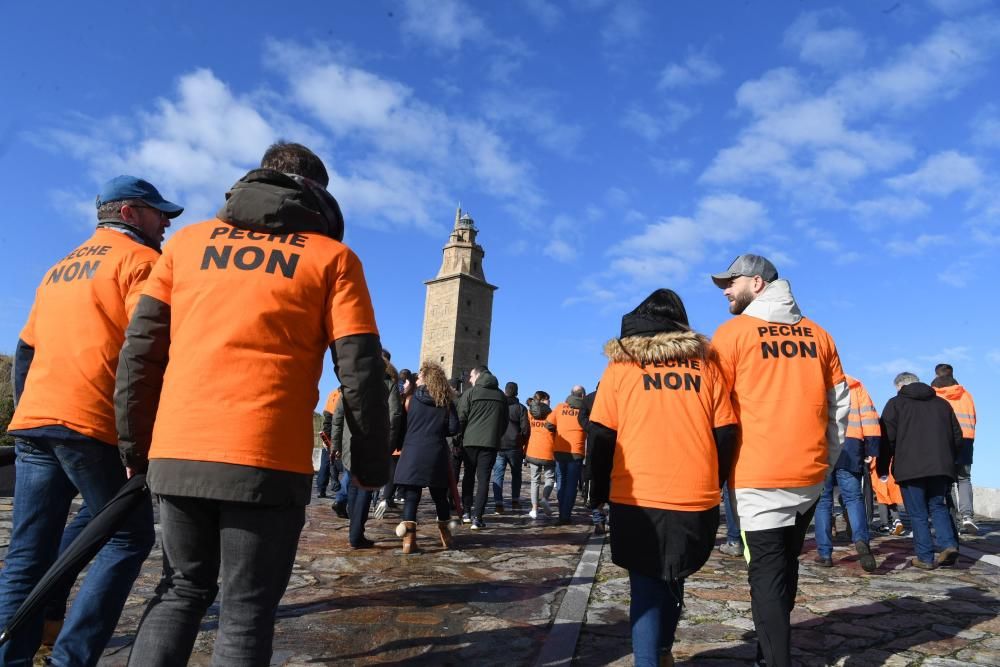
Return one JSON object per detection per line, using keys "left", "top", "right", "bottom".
{"left": 456, "top": 366, "right": 507, "bottom": 529}
{"left": 0, "top": 175, "right": 179, "bottom": 667}
{"left": 333, "top": 351, "right": 403, "bottom": 548}
{"left": 115, "top": 142, "right": 390, "bottom": 666}
{"left": 316, "top": 388, "right": 341, "bottom": 498}
{"left": 931, "top": 364, "right": 978, "bottom": 535}
{"left": 577, "top": 386, "right": 608, "bottom": 534}
{"left": 392, "top": 362, "right": 461, "bottom": 553}
{"left": 813, "top": 374, "right": 881, "bottom": 571}
{"left": 491, "top": 382, "right": 529, "bottom": 514}
{"left": 548, "top": 387, "right": 588, "bottom": 525}
{"left": 878, "top": 372, "right": 962, "bottom": 569}
{"left": 588, "top": 289, "right": 738, "bottom": 667}
{"left": 710, "top": 254, "right": 850, "bottom": 667}
{"left": 524, "top": 391, "right": 557, "bottom": 519}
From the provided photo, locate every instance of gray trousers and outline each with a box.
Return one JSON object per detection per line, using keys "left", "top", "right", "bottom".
{"left": 129, "top": 495, "right": 305, "bottom": 667}
{"left": 529, "top": 462, "right": 555, "bottom": 509}
{"left": 955, "top": 464, "right": 974, "bottom": 519}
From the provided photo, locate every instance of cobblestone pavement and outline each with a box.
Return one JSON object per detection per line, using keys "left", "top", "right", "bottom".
{"left": 2, "top": 494, "right": 999, "bottom": 666}
{"left": 578, "top": 516, "right": 1000, "bottom": 666}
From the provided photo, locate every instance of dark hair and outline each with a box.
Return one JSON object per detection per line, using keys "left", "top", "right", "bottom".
{"left": 934, "top": 364, "right": 953, "bottom": 377}
{"left": 96, "top": 198, "right": 144, "bottom": 222}
{"left": 381, "top": 348, "right": 391, "bottom": 361}
{"left": 399, "top": 369, "right": 412, "bottom": 382}
{"left": 533, "top": 390, "right": 550, "bottom": 402}
{"left": 504, "top": 381, "right": 518, "bottom": 398}
{"left": 261, "top": 142, "right": 329, "bottom": 186}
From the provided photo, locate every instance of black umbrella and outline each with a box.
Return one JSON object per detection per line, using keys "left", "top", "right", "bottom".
{"left": 0, "top": 473, "right": 150, "bottom": 646}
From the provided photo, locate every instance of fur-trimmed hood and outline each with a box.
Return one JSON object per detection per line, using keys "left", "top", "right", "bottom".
{"left": 603, "top": 330, "right": 711, "bottom": 364}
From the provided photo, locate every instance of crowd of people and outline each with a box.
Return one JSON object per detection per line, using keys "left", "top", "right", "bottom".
{"left": 0, "top": 140, "right": 980, "bottom": 667}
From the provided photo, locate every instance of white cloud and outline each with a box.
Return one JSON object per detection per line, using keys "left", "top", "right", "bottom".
{"left": 608, "top": 194, "right": 769, "bottom": 284}
{"left": 479, "top": 90, "right": 583, "bottom": 157}
{"left": 885, "top": 233, "right": 950, "bottom": 255}
{"left": 971, "top": 105, "right": 1000, "bottom": 147}
{"left": 399, "top": 0, "right": 488, "bottom": 51}
{"left": 784, "top": 11, "right": 867, "bottom": 69}
{"left": 520, "top": 0, "right": 563, "bottom": 28}
{"left": 938, "top": 260, "right": 974, "bottom": 287}
{"left": 621, "top": 102, "right": 694, "bottom": 142}
{"left": 853, "top": 196, "right": 930, "bottom": 221}
{"left": 545, "top": 238, "right": 578, "bottom": 262}
{"left": 703, "top": 16, "right": 1000, "bottom": 207}
{"left": 658, "top": 51, "right": 723, "bottom": 88}
{"left": 886, "top": 151, "right": 983, "bottom": 196}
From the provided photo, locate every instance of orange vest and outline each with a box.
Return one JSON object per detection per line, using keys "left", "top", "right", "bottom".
{"left": 845, "top": 375, "right": 880, "bottom": 441}
{"left": 525, "top": 411, "right": 555, "bottom": 462}
{"left": 547, "top": 402, "right": 586, "bottom": 457}
{"left": 141, "top": 220, "right": 379, "bottom": 474}
{"left": 870, "top": 458, "right": 904, "bottom": 506}
{"left": 712, "top": 315, "right": 845, "bottom": 489}
{"left": 934, "top": 385, "right": 976, "bottom": 440}
{"left": 590, "top": 354, "right": 737, "bottom": 511}
{"left": 9, "top": 229, "right": 159, "bottom": 444}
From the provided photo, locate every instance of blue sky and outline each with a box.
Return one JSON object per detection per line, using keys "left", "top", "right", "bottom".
{"left": 2, "top": 1, "right": 998, "bottom": 486}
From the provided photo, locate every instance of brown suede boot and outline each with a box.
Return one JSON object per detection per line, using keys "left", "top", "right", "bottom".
{"left": 396, "top": 521, "right": 419, "bottom": 554}
{"left": 437, "top": 520, "right": 455, "bottom": 549}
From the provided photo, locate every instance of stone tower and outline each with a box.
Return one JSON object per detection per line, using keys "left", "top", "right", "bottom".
{"left": 419, "top": 206, "right": 497, "bottom": 384}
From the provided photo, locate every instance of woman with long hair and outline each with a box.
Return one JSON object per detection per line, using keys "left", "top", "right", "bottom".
{"left": 392, "top": 362, "right": 461, "bottom": 553}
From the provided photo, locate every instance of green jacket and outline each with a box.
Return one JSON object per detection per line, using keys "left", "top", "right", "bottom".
{"left": 457, "top": 371, "right": 507, "bottom": 449}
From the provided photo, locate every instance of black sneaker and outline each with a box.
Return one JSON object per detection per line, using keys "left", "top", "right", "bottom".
{"left": 814, "top": 555, "right": 833, "bottom": 568}
{"left": 854, "top": 540, "right": 877, "bottom": 573}
{"left": 332, "top": 501, "right": 348, "bottom": 518}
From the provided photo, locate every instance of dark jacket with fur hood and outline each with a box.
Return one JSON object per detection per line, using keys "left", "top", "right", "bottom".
{"left": 588, "top": 330, "right": 737, "bottom": 582}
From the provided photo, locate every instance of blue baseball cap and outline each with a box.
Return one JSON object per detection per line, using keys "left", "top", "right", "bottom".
{"left": 95, "top": 175, "right": 183, "bottom": 218}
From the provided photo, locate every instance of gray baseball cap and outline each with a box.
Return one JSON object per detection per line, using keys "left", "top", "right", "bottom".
{"left": 711, "top": 254, "right": 778, "bottom": 288}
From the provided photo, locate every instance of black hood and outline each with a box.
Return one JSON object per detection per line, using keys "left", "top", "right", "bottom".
{"left": 216, "top": 168, "right": 344, "bottom": 239}
{"left": 529, "top": 402, "right": 551, "bottom": 419}
{"left": 899, "top": 382, "right": 936, "bottom": 401}
{"left": 565, "top": 395, "right": 585, "bottom": 410}
{"left": 506, "top": 395, "right": 520, "bottom": 406}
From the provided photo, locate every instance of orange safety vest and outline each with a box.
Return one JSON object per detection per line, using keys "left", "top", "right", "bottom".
{"left": 142, "top": 220, "right": 379, "bottom": 475}
{"left": 712, "top": 315, "right": 845, "bottom": 489}
{"left": 934, "top": 385, "right": 976, "bottom": 440}
{"left": 845, "top": 375, "right": 881, "bottom": 441}
{"left": 9, "top": 229, "right": 159, "bottom": 445}
{"left": 547, "top": 402, "right": 586, "bottom": 457}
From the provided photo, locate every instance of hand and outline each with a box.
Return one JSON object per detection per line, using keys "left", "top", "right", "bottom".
{"left": 126, "top": 467, "right": 136, "bottom": 480}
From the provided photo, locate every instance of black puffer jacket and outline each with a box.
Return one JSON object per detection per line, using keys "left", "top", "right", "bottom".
{"left": 878, "top": 382, "right": 962, "bottom": 483}
{"left": 500, "top": 396, "right": 529, "bottom": 450}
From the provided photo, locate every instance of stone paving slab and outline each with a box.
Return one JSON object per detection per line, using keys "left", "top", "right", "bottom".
{"left": 576, "top": 517, "right": 1000, "bottom": 666}
{"left": 1, "top": 487, "right": 596, "bottom": 666}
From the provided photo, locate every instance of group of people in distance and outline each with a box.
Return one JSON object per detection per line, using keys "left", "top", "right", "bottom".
{"left": 0, "top": 130, "right": 978, "bottom": 667}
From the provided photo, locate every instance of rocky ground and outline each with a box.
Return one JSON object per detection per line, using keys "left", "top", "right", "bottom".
{"left": 1, "top": 485, "right": 998, "bottom": 666}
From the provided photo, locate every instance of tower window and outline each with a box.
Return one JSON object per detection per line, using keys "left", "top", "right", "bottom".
{"left": 466, "top": 300, "right": 471, "bottom": 307}
{"left": 475, "top": 354, "right": 480, "bottom": 360}
{"left": 440, "top": 356, "right": 444, "bottom": 362}
{"left": 477, "top": 329, "right": 481, "bottom": 336}
{"left": 464, "top": 326, "right": 469, "bottom": 332}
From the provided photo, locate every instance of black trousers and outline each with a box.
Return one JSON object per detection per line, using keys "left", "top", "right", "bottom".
{"left": 744, "top": 500, "right": 818, "bottom": 667}
{"left": 461, "top": 447, "right": 498, "bottom": 521}
{"left": 400, "top": 485, "right": 451, "bottom": 522}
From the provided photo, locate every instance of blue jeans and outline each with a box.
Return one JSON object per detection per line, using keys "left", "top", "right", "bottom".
{"left": 334, "top": 469, "right": 350, "bottom": 506}
{"left": 346, "top": 482, "right": 373, "bottom": 546}
{"left": 900, "top": 476, "right": 958, "bottom": 564}
{"left": 0, "top": 437, "right": 154, "bottom": 667}
{"left": 722, "top": 481, "right": 741, "bottom": 544}
{"left": 128, "top": 495, "right": 304, "bottom": 667}
{"left": 491, "top": 449, "right": 524, "bottom": 507}
{"left": 814, "top": 468, "right": 870, "bottom": 558}
{"left": 555, "top": 459, "right": 582, "bottom": 521}
{"left": 629, "top": 571, "right": 684, "bottom": 666}
{"left": 315, "top": 448, "right": 331, "bottom": 495}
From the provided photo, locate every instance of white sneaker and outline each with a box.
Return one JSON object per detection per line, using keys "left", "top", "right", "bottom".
{"left": 540, "top": 499, "right": 552, "bottom": 516}
{"left": 528, "top": 509, "right": 538, "bottom": 519}
{"left": 462, "top": 513, "right": 472, "bottom": 524}
{"left": 961, "top": 519, "right": 978, "bottom": 535}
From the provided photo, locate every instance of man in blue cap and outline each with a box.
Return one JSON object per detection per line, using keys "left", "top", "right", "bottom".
{"left": 1, "top": 176, "right": 181, "bottom": 665}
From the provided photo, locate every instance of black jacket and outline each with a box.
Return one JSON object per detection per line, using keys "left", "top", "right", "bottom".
{"left": 500, "top": 396, "right": 529, "bottom": 450}
{"left": 877, "top": 382, "right": 961, "bottom": 483}
{"left": 393, "top": 387, "right": 460, "bottom": 488}
{"left": 456, "top": 371, "right": 507, "bottom": 449}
